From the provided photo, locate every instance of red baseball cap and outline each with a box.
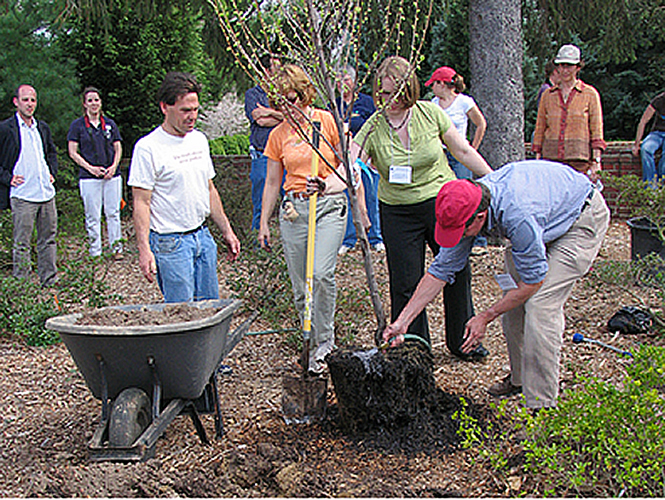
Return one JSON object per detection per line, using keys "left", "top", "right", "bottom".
{"left": 435, "top": 180, "right": 483, "bottom": 248}
{"left": 425, "top": 66, "right": 456, "bottom": 86}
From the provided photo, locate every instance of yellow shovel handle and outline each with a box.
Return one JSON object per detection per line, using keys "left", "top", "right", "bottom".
{"left": 303, "top": 121, "right": 321, "bottom": 337}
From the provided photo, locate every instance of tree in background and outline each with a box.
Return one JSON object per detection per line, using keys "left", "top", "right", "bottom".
{"left": 426, "top": 0, "right": 469, "bottom": 90}
{"left": 60, "top": 0, "right": 214, "bottom": 151}
{"left": 0, "top": 1, "right": 79, "bottom": 148}
{"left": 470, "top": 0, "right": 524, "bottom": 168}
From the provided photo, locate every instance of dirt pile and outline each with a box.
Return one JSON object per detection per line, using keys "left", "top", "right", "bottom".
{"left": 75, "top": 304, "right": 221, "bottom": 326}
{"left": 327, "top": 342, "right": 479, "bottom": 454}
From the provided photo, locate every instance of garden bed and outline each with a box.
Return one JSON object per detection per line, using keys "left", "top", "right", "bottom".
{"left": 0, "top": 220, "right": 663, "bottom": 497}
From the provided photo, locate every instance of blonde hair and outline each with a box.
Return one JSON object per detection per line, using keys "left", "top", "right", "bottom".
{"left": 372, "top": 56, "right": 420, "bottom": 108}
{"left": 269, "top": 64, "right": 317, "bottom": 108}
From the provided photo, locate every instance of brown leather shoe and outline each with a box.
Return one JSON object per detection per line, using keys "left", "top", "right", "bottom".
{"left": 488, "top": 374, "right": 522, "bottom": 397}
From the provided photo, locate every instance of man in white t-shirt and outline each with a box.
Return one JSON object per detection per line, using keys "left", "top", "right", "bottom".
{"left": 129, "top": 72, "right": 240, "bottom": 302}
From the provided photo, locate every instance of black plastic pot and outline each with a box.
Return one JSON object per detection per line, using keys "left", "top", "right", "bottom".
{"left": 627, "top": 217, "right": 665, "bottom": 261}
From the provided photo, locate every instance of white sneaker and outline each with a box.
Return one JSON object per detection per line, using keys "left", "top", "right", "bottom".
{"left": 309, "top": 339, "right": 335, "bottom": 375}
{"left": 372, "top": 242, "right": 386, "bottom": 252}
{"left": 338, "top": 245, "right": 353, "bottom": 255}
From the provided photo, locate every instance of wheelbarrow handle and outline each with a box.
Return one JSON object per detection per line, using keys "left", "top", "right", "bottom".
{"left": 221, "top": 310, "right": 259, "bottom": 368}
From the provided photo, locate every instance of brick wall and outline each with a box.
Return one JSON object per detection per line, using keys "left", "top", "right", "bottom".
{"left": 526, "top": 141, "right": 654, "bottom": 219}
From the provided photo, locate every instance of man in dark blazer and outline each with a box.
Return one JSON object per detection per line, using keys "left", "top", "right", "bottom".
{"left": 0, "top": 84, "right": 58, "bottom": 286}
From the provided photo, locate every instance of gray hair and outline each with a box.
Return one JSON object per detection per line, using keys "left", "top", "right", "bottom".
{"left": 339, "top": 65, "right": 356, "bottom": 82}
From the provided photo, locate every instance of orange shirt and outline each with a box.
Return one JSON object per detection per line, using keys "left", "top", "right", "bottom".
{"left": 532, "top": 80, "right": 606, "bottom": 161}
{"left": 264, "top": 108, "right": 340, "bottom": 193}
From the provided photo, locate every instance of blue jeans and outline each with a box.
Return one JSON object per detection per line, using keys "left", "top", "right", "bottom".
{"left": 149, "top": 226, "right": 219, "bottom": 303}
{"left": 250, "top": 148, "right": 285, "bottom": 231}
{"left": 249, "top": 149, "right": 268, "bottom": 231}
{"left": 342, "top": 165, "right": 383, "bottom": 247}
{"left": 641, "top": 131, "right": 665, "bottom": 184}
{"left": 446, "top": 151, "right": 473, "bottom": 180}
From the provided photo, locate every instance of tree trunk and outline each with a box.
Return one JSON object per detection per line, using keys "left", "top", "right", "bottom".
{"left": 469, "top": 0, "right": 524, "bottom": 169}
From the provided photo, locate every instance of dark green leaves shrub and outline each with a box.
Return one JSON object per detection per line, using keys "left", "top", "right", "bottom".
{"left": 0, "top": 276, "right": 60, "bottom": 346}
{"left": 209, "top": 134, "right": 250, "bottom": 156}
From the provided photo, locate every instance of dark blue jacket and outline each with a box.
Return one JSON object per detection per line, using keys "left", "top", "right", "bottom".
{"left": 0, "top": 114, "right": 58, "bottom": 210}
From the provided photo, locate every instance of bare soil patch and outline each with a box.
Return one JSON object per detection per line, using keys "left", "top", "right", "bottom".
{"left": 0, "top": 219, "right": 663, "bottom": 497}
{"left": 75, "top": 304, "right": 221, "bottom": 327}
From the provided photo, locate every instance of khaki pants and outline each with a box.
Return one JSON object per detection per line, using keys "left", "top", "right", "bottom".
{"left": 11, "top": 197, "right": 58, "bottom": 287}
{"left": 501, "top": 190, "right": 610, "bottom": 408}
{"left": 279, "top": 192, "right": 347, "bottom": 372}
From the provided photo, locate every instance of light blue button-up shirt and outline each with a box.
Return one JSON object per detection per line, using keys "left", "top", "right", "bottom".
{"left": 10, "top": 114, "right": 56, "bottom": 203}
{"left": 428, "top": 160, "right": 594, "bottom": 285}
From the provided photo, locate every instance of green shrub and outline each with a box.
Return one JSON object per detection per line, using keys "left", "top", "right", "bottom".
{"left": 522, "top": 345, "right": 665, "bottom": 497}
{"left": 0, "top": 179, "right": 122, "bottom": 345}
{"left": 0, "top": 276, "right": 61, "bottom": 346}
{"left": 221, "top": 228, "right": 297, "bottom": 332}
{"left": 209, "top": 134, "right": 250, "bottom": 156}
{"left": 56, "top": 252, "right": 121, "bottom": 309}
{"left": 455, "top": 345, "right": 665, "bottom": 497}
{"left": 209, "top": 137, "right": 226, "bottom": 155}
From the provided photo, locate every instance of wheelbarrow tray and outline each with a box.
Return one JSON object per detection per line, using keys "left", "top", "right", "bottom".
{"left": 46, "top": 299, "right": 243, "bottom": 401}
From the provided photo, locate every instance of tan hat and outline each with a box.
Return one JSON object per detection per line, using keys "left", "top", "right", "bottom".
{"left": 554, "top": 44, "right": 581, "bottom": 65}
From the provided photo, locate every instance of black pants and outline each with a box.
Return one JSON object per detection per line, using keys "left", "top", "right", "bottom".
{"left": 380, "top": 197, "right": 474, "bottom": 356}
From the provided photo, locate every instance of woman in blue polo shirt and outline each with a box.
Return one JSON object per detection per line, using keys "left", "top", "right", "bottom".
{"left": 67, "top": 87, "right": 123, "bottom": 258}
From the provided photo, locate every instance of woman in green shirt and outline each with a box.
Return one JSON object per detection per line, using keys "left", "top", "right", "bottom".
{"left": 353, "top": 56, "right": 492, "bottom": 359}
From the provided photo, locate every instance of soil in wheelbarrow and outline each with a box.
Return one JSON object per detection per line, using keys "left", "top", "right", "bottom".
{"left": 326, "top": 342, "right": 481, "bottom": 454}
{"left": 75, "top": 304, "right": 221, "bottom": 326}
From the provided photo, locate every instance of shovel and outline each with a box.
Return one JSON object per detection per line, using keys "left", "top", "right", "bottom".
{"left": 282, "top": 121, "right": 327, "bottom": 424}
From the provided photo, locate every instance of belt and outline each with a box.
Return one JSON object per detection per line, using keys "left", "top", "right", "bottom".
{"left": 581, "top": 188, "right": 595, "bottom": 212}
{"left": 288, "top": 191, "right": 311, "bottom": 201}
{"left": 181, "top": 223, "right": 206, "bottom": 235}
{"left": 154, "top": 223, "right": 206, "bottom": 236}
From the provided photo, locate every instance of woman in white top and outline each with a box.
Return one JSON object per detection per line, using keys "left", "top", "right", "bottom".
{"left": 425, "top": 66, "right": 487, "bottom": 180}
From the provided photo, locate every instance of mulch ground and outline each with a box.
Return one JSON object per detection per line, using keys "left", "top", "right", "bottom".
{"left": 0, "top": 219, "right": 662, "bottom": 497}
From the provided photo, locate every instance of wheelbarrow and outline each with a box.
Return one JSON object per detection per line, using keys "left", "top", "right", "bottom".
{"left": 45, "top": 299, "right": 253, "bottom": 462}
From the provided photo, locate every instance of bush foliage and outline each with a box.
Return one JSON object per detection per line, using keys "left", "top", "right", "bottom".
{"left": 455, "top": 345, "right": 665, "bottom": 497}
{"left": 209, "top": 134, "right": 250, "bottom": 156}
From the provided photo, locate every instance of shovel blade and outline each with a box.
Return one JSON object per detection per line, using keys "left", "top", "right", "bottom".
{"left": 281, "top": 374, "right": 327, "bottom": 424}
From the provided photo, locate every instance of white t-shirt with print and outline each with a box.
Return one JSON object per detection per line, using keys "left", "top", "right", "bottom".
{"left": 129, "top": 126, "right": 214, "bottom": 234}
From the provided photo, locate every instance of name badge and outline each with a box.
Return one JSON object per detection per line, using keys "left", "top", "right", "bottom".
{"left": 389, "top": 165, "right": 412, "bottom": 184}
{"left": 494, "top": 273, "right": 518, "bottom": 291}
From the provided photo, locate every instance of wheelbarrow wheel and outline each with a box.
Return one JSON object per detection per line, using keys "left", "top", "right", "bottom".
{"left": 109, "top": 387, "right": 152, "bottom": 447}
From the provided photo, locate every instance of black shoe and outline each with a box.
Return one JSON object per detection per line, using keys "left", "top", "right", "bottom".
{"left": 455, "top": 344, "right": 489, "bottom": 362}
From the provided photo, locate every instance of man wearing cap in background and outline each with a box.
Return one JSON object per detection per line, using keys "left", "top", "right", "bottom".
{"left": 532, "top": 44, "right": 606, "bottom": 183}
{"left": 383, "top": 160, "right": 609, "bottom": 410}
